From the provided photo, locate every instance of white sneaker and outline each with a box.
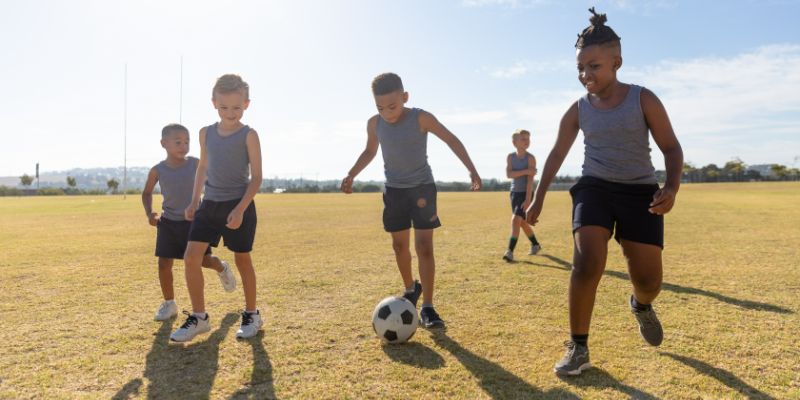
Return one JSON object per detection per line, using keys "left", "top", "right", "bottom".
{"left": 154, "top": 300, "right": 178, "bottom": 321}
{"left": 217, "top": 261, "right": 237, "bottom": 292}
{"left": 170, "top": 311, "right": 211, "bottom": 342}
{"left": 236, "top": 310, "right": 263, "bottom": 339}
{"left": 502, "top": 250, "right": 514, "bottom": 262}
{"left": 529, "top": 244, "right": 542, "bottom": 255}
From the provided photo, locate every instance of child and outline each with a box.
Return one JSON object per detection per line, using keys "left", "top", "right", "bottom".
{"left": 170, "top": 74, "right": 264, "bottom": 342}
{"left": 526, "top": 8, "right": 683, "bottom": 375}
{"left": 502, "top": 129, "right": 541, "bottom": 262}
{"left": 142, "top": 123, "right": 236, "bottom": 322}
{"left": 341, "top": 72, "right": 482, "bottom": 329}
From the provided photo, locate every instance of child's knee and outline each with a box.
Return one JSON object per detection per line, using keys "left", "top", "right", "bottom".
{"left": 632, "top": 275, "right": 662, "bottom": 293}
{"left": 415, "top": 242, "right": 434, "bottom": 258}
{"left": 391, "top": 241, "right": 409, "bottom": 254}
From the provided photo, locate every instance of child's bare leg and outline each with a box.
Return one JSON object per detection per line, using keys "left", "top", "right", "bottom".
{"left": 184, "top": 241, "right": 209, "bottom": 313}
{"left": 390, "top": 230, "right": 413, "bottom": 289}
{"left": 621, "top": 240, "right": 663, "bottom": 304}
{"left": 510, "top": 215, "right": 522, "bottom": 238}
{"left": 569, "top": 226, "right": 611, "bottom": 335}
{"left": 158, "top": 257, "right": 174, "bottom": 300}
{"left": 415, "top": 229, "right": 435, "bottom": 305}
{"left": 201, "top": 254, "right": 224, "bottom": 272}
{"left": 234, "top": 252, "right": 257, "bottom": 311}
{"left": 519, "top": 217, "right": 534, "bottom": 237}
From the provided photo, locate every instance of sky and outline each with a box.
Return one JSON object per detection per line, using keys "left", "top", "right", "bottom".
{"left": 1, "top": 0, "right": 798, "bottom": 181}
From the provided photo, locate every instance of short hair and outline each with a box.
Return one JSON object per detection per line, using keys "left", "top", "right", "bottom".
{"left": 575, "top": 7, "right": 621, "bottom": 49}
{"left": 512, "top": 129, "right": 530, "bottom": 141}
{"left": 161, "top": 123, "right": 189, "bottom": 139}
{"left": 372, "top": 73, "right": 404, "bottom": 96}
{"left": 213, "top": 74, "right": 249, "bottom": 100}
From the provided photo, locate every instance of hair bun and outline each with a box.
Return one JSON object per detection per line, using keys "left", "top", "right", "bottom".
{"left": 588, "top": 7, "right": 608, "bottom": 26}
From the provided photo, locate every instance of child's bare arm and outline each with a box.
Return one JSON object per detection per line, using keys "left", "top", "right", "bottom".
{"left": 226, "top": 130, "right": 262, "bottom": 229}
{"left": 642, "top": 88, "right": 683, "bottom": 215}
{"left": 186, "top": 129, "right": 208, "bottom": 221}
{"left": 507, "top": 155, "right": 536, "bottom": 179}
{"left": 341, "top": 117, "right": 379, "bottom": 194}
{"left": 525, "top": 154, "right": 537, "bottom": 206}
{"left": 421, "top": 111, "right": 481, "bottom": 190}
{"left": 141, "top": 167, "right": 160, "bottom": 226}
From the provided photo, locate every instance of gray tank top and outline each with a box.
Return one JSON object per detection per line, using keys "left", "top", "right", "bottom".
{"left": 203, "top": 123, "right": 251, "bottom": 201}
{"left": 376, "top": 108, "right": 434, "bottom": 188}
{"left": 156, "top": 157, "right": 198, "bottom": 221}
{"left": 578, "top": 85, "right": 657, "bottom": 184}
{"left": 509, "top": 152, "right": 531, "bottom": 193}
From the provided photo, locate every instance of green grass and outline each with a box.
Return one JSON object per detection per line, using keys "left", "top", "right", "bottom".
{"left": 0, "top": 182, "right": 798, "bottom": 399}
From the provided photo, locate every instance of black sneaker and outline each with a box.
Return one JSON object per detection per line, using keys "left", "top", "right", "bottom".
{"left": 554, "top": 340, "right": 591, "bottom": 376}
{"left": 630, "top": 295, "right": 663, "bottom": 346}
{"left": 420, "top": 306, "right": 445, "bottom": 329}
{"left": 402, "top": 280, "right": 423, "bottom": 306}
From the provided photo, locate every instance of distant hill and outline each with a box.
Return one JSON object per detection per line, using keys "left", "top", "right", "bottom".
{"left": 0, "top": 167, "right": 150, "bottom": 190}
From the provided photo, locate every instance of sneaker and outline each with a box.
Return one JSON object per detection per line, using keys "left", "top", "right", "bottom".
{"left": 217, "top": 261, "right": 237, "bottom": 292}
{"left": 402, "top": 280, "right": 423, "bottom": 307}
{"left": 630, "top": 295, "right": 663, "bottom": 346}
{"left": 502, "top": 250, "right": 514, "bottom": 262}
{"left": 554, "top": 340, "right": 592, "bottom": 376}
{"left": 529, "top": 243, "right": 542, "bottom": 255}
{"left": 170, "top": 311, "right": 211, "bottom": 342}
{"left": 236, "top": 310, "right": 263, "bottom": 339}
{"left": 154, "top": 300, "right": 178, "bottom": 321}
{"left": 420, "top": 307, "right": 445, "bottom": 329}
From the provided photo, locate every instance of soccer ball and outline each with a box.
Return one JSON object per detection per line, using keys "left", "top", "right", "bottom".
{"left": 372, "top": 296, "right": 418, "bottom": 344}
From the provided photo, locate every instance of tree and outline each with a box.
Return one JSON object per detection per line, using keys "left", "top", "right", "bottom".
{"left": 683, "top": 162, "right": 700, "bottom": 183}
{"left": 66, "top": 176, "right": 77, "bottom": 188}
{"left": 20, "top": 174, "right": 34, "bottom": 187}
{"left": 723, "top": 158, "right": 747, "bottom": 182}
{"left": 771, "top": 164, "right": 788, "bottom": 180}
{"left": 107, "top": 178, "right": 120, "bottom": 193}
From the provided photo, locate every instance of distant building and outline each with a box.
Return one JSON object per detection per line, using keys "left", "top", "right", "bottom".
{"left": 747, "top": 164, "right": 776, "bottom": 178}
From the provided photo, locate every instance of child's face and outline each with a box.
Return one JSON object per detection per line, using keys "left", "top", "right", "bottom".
{"left": 213, "top": 90, "right": 250, "bottom": 124}
{"left": 374, "top": 90, "right": 408, "bottom": 124}
{"left": 576, "top": 44, "right": 621, "bottom": 94}
{"left": 513, "top": 134, "right": 530, "bottom": 150}
{"left": 161, "top": 130, "right": 190, "bottom": 159}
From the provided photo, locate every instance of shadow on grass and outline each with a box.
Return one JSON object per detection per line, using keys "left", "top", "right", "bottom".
{"left": 231, "top": 331, "right": 276, "bottom": 399}
{"left": 661, "top": 352, "right": 775, "bottom": 400}
{"left": 113, "top": 313, "right": 238, "bottom": 400}
{"left": 557, "top": 367, "right": 659, "bottom": 400}
{"left": 382, "top": 341, "right": 445, "bottom": 369}
{"left": 430, "top": 331, "right": 579, "bottom": 399}
{"left": 521, "top": 254, "right": 792, "bottom": 314}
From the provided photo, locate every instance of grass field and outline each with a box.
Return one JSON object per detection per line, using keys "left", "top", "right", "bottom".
{"left": 0, "top": 182, "right": 798, "bottom": 399}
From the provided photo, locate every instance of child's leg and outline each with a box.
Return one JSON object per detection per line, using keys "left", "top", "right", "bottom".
{"left": 414, "top": 229, "right": 435, "bottom": 305}
{"left": 510, "top": 214, "right": 522, "bottom": 238}
{"left": 519, "top": 217, "right": 534, "bottom": 238}
{"left": 234, "top": 252, "right": 257, "bottom": 311}
{"left": 158, "top": 257, "right": 175, "bottom": 300}
{"left": 184, "top": 241, "right": 210, "bottom": 313}
{"left": 390, "top": 229, "right": 414, "bottom": 290}
{"left": 569, "top": 226, "right": 611, "bottom": 335}
{"left": 620, "top": 240, "right": 663, "bottom": 304}
{"left": 201, "top": 254, "right": 224, "bottom": 272}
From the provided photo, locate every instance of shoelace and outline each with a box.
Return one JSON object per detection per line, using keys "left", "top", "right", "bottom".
{"left": 241, "top": 311, "right": 254, "bottom": 326}
{"left": 179, "top": 311, "right": 198, "bottom": 329}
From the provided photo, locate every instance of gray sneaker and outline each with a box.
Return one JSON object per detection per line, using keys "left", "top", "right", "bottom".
{"left": 631, "top": 295, "right": 663, "bottom": 346}
{"left": 554, "top": 340, "right": 591, "bottom": 376}
{"left": 529, "top": 243, "right": 542, "bottom": 255}
{"left": 502, "top": 250, "right": 514, "bottom": 262}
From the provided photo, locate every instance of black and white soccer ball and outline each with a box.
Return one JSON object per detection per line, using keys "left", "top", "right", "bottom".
{"left": 372, "top": 296, "right": 418, "bottom": 344}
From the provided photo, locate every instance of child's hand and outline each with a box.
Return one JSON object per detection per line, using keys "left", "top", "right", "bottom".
{"left": 226, "top": 208, "right": 244, "bottom": 230}
{"left": 148, "top": 212, "right": 160, "bottom": 227}
{"left": 649, "top": 186, "right": 677, "bottom": 215}
{"left": 528, "top": 166, "right": 538, "bottom": 176}
{"left": 185, "top": 204, "right": 197, "bottom": 221}
{"left": 470, "top": 173, "right": 482, "bottom": 191}
{"left": 526, "top": 200, "right": 543, "bottom": 225}
{"left": 522, "top": 200, "right": 531, "bottom": 212}
{"left": 340, "top": 175, "right": 354, "bottom": 194}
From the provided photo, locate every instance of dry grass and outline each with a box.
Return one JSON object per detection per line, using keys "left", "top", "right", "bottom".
{"left": 0, "top": 182, "right": 798, "bottom": 399}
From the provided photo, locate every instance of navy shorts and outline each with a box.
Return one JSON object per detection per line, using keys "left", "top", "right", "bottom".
{"left": 155, "top": 218, "right": 212, "bottom": 259}
{"left": 383, "top": 183, "right": 442, "bottom": 232}
{"left": 510, "top": 191, "right": 528, "bottom": 218}
{"left": 188, "top": 198, "right": 257, "bottom": 253}
{"left": 569, "top": 176, "right": 664, "bottom": 248}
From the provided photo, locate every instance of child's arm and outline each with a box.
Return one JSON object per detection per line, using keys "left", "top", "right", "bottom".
{"left": 524, "top": 154, "right": 537, "bottom": 210}
{"left": 186, "top": 129, "right": 208, "bottom": 221}
{"left": 420, "top": 111, "right": 482, "bottom": 191}
{"left": 226, "top": 130, "right": 262, "bottom": 230}
{"left": 641, "top": 88, "right": 683, "bottom": 215}
{"left": 141, "top": 166, "right": 160, "bottom": 226}
{"left": 341, "top": 117, "right": 379, "bottom": 194}
{"left": 506, "top": 155, "right": 537, "bottom": 179}
{"left": 526, "top": 102, "right": 580, "bottom": 225}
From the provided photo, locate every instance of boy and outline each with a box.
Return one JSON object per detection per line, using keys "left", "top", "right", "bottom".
{"left": 502, "top": 129, "right": 541, "bottom": 262}
{"left": 142, "top": 124, "right": 236, "bottom": 322}
{"left": 170, "top": 74, "right": 264, "bottom": 342}
{"left": 341, "top": 72, "right": 482, "bottom": 329}
{"left": 526, "top": 8, "right": 683, "bottom": 375}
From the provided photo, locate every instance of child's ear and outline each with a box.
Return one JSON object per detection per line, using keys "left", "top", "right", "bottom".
{"left": 402, "top": 91, "right": 409, "bottom": 103}
{"left": 160, "top": 138, "right": 167, "bottom": 149}
{"left": 614, "top": 56, "right": 623, "bottom": 70}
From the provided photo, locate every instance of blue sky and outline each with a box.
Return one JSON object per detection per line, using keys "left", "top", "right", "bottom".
{"left": 1, "top": 0, "right": 798, "bottom": 181}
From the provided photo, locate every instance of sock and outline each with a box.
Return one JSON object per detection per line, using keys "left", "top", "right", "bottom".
{"left": 245, "top": 309, "right": 258, "bottom": 315}
{"left": 421, "top": 303, "right": 433, "bottom": 309}
{"left": 631, "top": 296, "right": 652, "bottom": 311}
{"left": 571, "top": 334, "right": 589, "bottom": 347}
{"left": 405, "top": 284, "right": 416, "bottom": 294}
{"left": 164, "top": 299, "right": 175, "bottom": 304}
{"left": 528, "top": 233, "right": 539, "bottom": 246}
{"left": 192, "top": 312, "right": 208, "bottom": 320}
{"left": 508, "top": 237, "right": 518, "bottom": 251}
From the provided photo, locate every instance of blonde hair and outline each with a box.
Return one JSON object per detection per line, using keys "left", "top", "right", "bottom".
{"left": 512, "top": 129, "right": 531, "bottom": 141}
{"left": 212, "top": 74, "right": 249, "bottom": 100}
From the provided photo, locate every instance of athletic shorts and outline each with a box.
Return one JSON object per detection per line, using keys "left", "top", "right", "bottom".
{"left": 155, "top": 217, "right": 212, "bottom": 259}
{"left": 188, "top": 198, "right": 257, "bottom": 253}
{"left": 382, "top": 183, "right": 441, "bottom": 232}
{"left": 510, "top": 191, "right": 528, "bottom": 218}
{"left": 569, "top": 176, "right": 664, "bottom": 248}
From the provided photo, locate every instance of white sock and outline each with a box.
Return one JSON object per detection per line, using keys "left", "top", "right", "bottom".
{"left": 192, "top": 312, "right": 208, "bottom": 320}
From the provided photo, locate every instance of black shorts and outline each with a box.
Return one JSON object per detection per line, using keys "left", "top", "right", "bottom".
{"left": 188, "top": 198, "right": 257, "bottom": 253}
{"left": 570, "top": 176, "right": 664, "bottom": 248}
{"left": 383, "top": 183, "right": 442, "bottom": 232}
{"left": 155, "top": 218, "right": 212, "bottom": 259}
{"left": 510, "top": 192, "right": 528, "bottom": 218}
